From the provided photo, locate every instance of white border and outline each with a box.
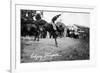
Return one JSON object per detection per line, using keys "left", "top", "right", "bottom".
{"left": 11, "top": 2, "right": 96, "bottom": 73}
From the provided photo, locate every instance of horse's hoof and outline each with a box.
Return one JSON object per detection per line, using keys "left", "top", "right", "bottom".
{"left": 37, "top": 40, "right": 39, "bottom": 41}
{"left": 33, "top": 39, "right": 36, "bottom": 41}
{"left": 56, "top": 45, "right": 58, "bottom": 47}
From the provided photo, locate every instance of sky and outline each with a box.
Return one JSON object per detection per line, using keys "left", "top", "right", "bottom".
{"left": 42, "top": 11, "right": 90, "bottom": 27}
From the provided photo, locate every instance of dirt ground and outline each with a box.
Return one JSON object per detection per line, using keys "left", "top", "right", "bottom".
{"left": 21, "top": 37, "right": 89, "bottom": 63}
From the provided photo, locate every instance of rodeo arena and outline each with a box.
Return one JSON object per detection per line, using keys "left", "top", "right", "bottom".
{"left": 21, "top": 10, "right": 90, "bottom": 63}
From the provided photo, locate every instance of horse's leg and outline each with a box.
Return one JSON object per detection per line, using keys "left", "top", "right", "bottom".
{"left": 50, "top": 33, "right": 52, "bottom": 38}
{"left": 34, "top": 32, "right": 37, "bottom": 41}
{"left": 60, "top": 31, "right": 61, "bottom": 37}
{"left": 37, "top": 35, "right": 39, "bottom": 41}
{"left": 54, "top": 37, "right": 58, "bottom": 47}
{"left": 54, "top": 31, "right": 58, "bottom": 47}
{"left": 34, "top": 35, "right": 36, "bottom": 41}
{"left": 37, "top": 31, "right": 40, "bottom": 41}
{"left": 49, "top": 32, "right": 52, "bottom": 38}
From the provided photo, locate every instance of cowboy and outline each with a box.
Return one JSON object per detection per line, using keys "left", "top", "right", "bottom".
{"left": 51, "top": 14, "right": 61, "bottom": 30}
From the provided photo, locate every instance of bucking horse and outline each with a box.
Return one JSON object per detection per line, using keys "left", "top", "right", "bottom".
{"left": 33, "top": 14, "right": 61, "bottom": 47}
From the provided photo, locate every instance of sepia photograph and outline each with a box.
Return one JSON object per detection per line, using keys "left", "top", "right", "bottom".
{"left": 20, "top": 9, "right": 90, "bottom": 63}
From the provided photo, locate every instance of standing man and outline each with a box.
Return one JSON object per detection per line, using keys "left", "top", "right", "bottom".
{"left": 34, "top": 13, "right": 42, "bottom": 41}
